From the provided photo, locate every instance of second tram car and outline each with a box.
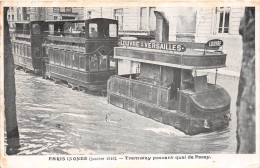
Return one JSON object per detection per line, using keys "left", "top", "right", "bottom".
{"left": 43, "top": 18, "right": 118, "bottom": 91}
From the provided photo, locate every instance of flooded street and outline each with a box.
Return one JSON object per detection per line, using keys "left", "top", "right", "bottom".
{"left": 5, "top": 70, "right": 239, "bottom": 155}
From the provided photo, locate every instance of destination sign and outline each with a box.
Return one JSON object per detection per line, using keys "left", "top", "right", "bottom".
{"left": 119, "top": 40, "right": 186, "bottom": 52}
{"left": 206, "top": 39, "right": 224, "bottom": 47}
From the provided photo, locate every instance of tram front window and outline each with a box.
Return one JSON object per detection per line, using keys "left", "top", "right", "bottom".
{"left": 32, "top": 23, "right": 40, "bottom": 34}
{"left": 109, "top": 24, "right": 117, "bottom": 37}
{"left": 89, "top": 23, "right": 98, "bottom": 38}
{"left": 181, "top": 69, "right": 194, "bottom": 90}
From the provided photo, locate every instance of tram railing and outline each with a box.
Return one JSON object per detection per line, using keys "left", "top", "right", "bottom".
{"left": 108, "top": 75, "right": 171, "bottom": 109}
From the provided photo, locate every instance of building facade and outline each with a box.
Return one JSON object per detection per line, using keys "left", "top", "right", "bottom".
{"left": 195, "top": 7, "right": 244, "bottom": 72}
{"left": 7, "top": 7, "right": 244, "bottom": 72}
{"left": 7, "top": 7, "right": 85, "bottom": 22}
{"left": 84, "top": 7, "right": 156, "bottom": 39}
{"left": 43, "top": 7, "right": 84, "bottom": 20}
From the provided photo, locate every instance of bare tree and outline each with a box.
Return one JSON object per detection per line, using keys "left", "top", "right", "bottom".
{"left": 4, "top": 7, "right": 20, "bottom": 155}
{"left": 236, "top": 7, "right": 255, "bottom": 153}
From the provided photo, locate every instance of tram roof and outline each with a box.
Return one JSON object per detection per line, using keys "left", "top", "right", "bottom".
{"left": 8, "top": 21, "right": 44, "bottom": 24}
{"left": 44, "top": 19, "right": 86, "bottom": 23}
{"left": 9, "top": 18, "right": 117, "bottom": 24}
{"left": 114, "top": 47, "right": 227, "bottom": 70}
{"left": 45, "top": 18, "right": 117, "bottom": 23}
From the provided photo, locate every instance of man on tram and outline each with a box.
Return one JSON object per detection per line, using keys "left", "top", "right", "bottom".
{"left": 89, "top": 27, "right": 98, "bottom": 38}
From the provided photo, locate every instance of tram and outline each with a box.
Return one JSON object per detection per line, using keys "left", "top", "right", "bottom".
{"left": 11, "top": 21, "right": 46, "bottom": 74}
{"left": 43, "top": 18, "right": 118, "bottom": 91}
{"left": 107, "top": 12, "right": 231, "bottom": 135}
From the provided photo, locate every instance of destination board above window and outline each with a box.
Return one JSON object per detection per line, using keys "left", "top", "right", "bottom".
{"left": 118, "top": 40, "right": 186, "bottom": 52}
{"left": 206, "top": 39, "right": 224, "bottom": 48}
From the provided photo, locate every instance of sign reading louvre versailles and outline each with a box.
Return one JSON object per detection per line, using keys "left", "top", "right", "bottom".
{"left": 118, "top": 40, "right": 186, "bottom": 52}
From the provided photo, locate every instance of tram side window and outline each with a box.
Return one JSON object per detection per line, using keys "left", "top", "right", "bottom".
{"left": 16, "top": 44, "right": 19, "bottom": 55}
{"left": 22, "top": 45, "right": 25, "bottom": 57}
{"left": 49, "top": 49, "right": 54, "bottom": 64}
{"left": 19, "top": 45, "right": 22, "bottom": 56}
{"left": 12, "top": 44, "right": 14, "bottom": 54}
{"left": 28, "top": 46, "right": 31, "bottom": 57}
{"left": 15, "top": 43, "right": 18, "bottom": 54}
{"left": 24, "top": 45, "right": 27, "bottom": 57}
{"left": 16, "top": 45, "right": 19, "bottom": 55}
{"left": 54, "top": 50, "right": 61, "bottom": 65}
{"left": 17, "top": 45, "right": 20, "bottom": 55}
{"left": 16, "top": 44, "right": 18, "bottom": 55}
{"left": 99, "top": 55, "right": 107, "bottom": 70}
{"left": 110, "top": 56, "right": 116, "bottom": 70}
{"left": 89, "top": 24, "right": 98, "bottom": 38}
{"left": 22, "top": 45, "right": 25, "bottom": 56}
{"left": 21, "top": 45, "right": 24, "bottom": 56}
{"left": 89, "top": 54, "right": 98, "bottom": 71}
{"left": 66, "top": 52, "right": 72, "bottom": 68}
{"left": 17, "top": 44, "right": 19, "bottom": 55}
{"left": 60, "top": 51, "right": 65, "bottom": 66}
{"left": 109, "top": 24, "right": 117, "bottom": 37}
{"left": 13, "top": 43, "right": 16, "bottom": 54}
{"left": 16, "top": 24, "right": 28, "bottom": 34}
{"left": 49, "top": 23, "right": 64, "bottom": 36}
{"left": 45, "top": 47, "right": 49, "bottom": 56}
{"left": 24, "top": 45, "right": 27, "bottom": 56}
{"left": 79, "top": 54, "right": 86, "bottom": 71}
{"left": 72, "top": 53, "right": 79, "bottom": 69}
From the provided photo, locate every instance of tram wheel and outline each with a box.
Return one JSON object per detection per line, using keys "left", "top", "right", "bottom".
{"left": 67, "top": 83, "right": 72, "bottom": 88}
{"left": 54, "top": 79, "right": 61, "bottom": 84}
{"left": 72, "top": 86, "right": 79, "bottom": 90}
{"left": 34, "top": 69, "right": 42, "bottom": 75}
{"left": 15, "top": 66, "right": 22, "bottom": 70}
{"left": 24, "top": 69, "right": 30, "bottom": 73}
{"left": 78, "top": 86, "right": 84, "bottom": 91}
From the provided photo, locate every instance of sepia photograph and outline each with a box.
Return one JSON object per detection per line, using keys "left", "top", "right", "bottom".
{"left": 0, "top": 2, "right": 258, "bottom": 168}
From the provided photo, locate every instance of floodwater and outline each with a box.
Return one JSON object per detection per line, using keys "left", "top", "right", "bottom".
{"left": 5, "top": 70, "right": 239, "bottom": 155}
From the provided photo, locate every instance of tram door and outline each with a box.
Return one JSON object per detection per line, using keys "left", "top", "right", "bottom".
{"left": 87, "top": 20, "right": 118, "bottom": 72}
{"left": 88, "top": 23, "right": 103, "bottom": 71}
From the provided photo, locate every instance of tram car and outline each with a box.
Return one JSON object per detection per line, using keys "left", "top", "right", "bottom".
{"left": 108, "top": 40, "right": 231, "bottom": 135}
{"left": 107, "top": 12, "right": 231, "bottom": 135}
{"left": 11, "top": 21, "right": 46, "bottom": 74}
{"left": 43, "top": 18, "right": 118, "bottom": 91}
